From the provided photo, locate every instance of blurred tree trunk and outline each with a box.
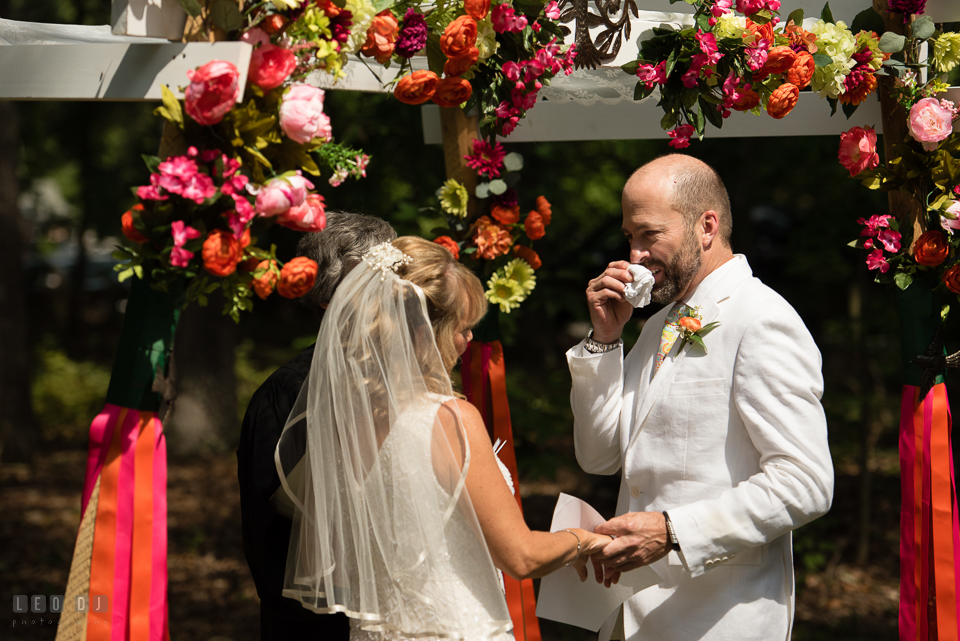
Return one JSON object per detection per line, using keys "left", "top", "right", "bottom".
{"left": 163, "top": 294, "right": 238, "bottom": 457}
{"left": 0, "top": 100, "right": 39, "bottom": 462}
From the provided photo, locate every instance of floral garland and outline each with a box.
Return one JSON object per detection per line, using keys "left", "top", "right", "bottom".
{"left": 839, "top": 8, "right": 960, "bottom": 294}
{"left": 115, "top": 0, "right": 573, "bottom": 320}
{"left": 430, "top": 141, "right": 551, "bottom": 312}
{"left": 621, "top": 0, "right": 886, "bottom": 147}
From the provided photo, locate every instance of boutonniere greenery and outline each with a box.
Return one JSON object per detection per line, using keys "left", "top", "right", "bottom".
{"left": 676, "top": 307, "right": 720, "bottom": 354}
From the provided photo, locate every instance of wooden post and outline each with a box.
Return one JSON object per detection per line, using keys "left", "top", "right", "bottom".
{"left": 439, "top": 106, "right": 480, "bottom": 218}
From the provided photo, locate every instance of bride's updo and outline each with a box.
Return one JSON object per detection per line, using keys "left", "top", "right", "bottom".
{"left": 393, "top": 236, "right": 487, "bottom": 372}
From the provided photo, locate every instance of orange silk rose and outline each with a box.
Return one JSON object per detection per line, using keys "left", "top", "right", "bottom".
{"left": 678, "top": 316, "right": 702, "bottom": 332}
{"left": 536, "top": 195, "right": 552, "bottom": 225}
{"left": 745, "top": 19, "right": 774, "bottom": 45}
{"left": 432, "top": 77, "right": 472, "bottom": 108}
{"left": 767, "top": 83, "right": 799, "bottom": 119}
{"left": 524, "top": 211, "right": 546, "bottom": 240}
{"left": 915, "top": 231, "right": 949, "bottom": 266}
{"left": 944, "top": 265, "right": 960, "bottom": 294}
{"left": 278, "top": 256, "right": 319, "bottom": 298}
{"left": 472, "top": 216, "right": 513, "bottom": 259}
{"left": 440, "top": 15, "right": 478, "bottom": 58}
{"left": 361, "top": 10, "right": 399, "bottom": 65}
{"left": 732, "top": 87, "right": 760, "bottom": 111}
{"left": 122, "top": 204, "right": 149, "bottom": 244}
{"left": 394, "top": 70, "right": 439, "bottom": 105}
{"left": 464, "top": 0, "right": 490, "bottom": 20}
{"left": 444, "top": 47, "right": 480, "bottom": 77}
{"left": 202, "top": 229, "right": 243, "bottom": 277}
{"left": 787, "top": 51, "right": 815, "bottom": 89}
{"left": 760, "top": 46, "right": 797, "bottom": 76}
{"left": 434, "top": 236, "right": 460, "bottom": 260}
{"left": 491, "top": 203, "right": 520, "bottom": 225}
{"left": 262, "top": 14, "right": 288, "bottom": 34}
{"left": 252, "top": 260, "right": 278, "bottom": 299}
{"left": 514, "top": 245, "right": 542, "bottom": 270}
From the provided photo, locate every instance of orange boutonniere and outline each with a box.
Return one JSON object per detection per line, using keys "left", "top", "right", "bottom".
{"left": 676, "top": 306, "right": 720, "bottom": 353}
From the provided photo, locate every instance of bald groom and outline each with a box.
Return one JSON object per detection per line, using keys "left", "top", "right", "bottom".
{"left": 568, "top": 154, "right": 834, "bottom": 640}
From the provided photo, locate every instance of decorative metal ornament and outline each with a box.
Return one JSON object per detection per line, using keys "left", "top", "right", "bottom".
{"left": 557, "top": 0, "right": 640, "bottom": 69}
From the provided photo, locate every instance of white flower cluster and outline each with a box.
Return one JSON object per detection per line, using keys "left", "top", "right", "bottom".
{"left": 343, "top": 0, "right": 377, "bottom": 55}
{"left": 933, "top": 32, "right": 960, "bottom": 74}
{"left": 806, "top": 19, "right": 857, "bottom": 99}
{"left": 714, "top": 14, "right": 748, "bottom": 40}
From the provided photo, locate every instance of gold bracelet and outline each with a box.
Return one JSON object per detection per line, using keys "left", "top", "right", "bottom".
{"left": 561, "top": 529, "right": 582, "bottom": 567}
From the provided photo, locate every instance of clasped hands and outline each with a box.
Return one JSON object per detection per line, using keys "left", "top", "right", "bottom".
{"left": 572, "top": 511, "right": 670, "bottom": 587}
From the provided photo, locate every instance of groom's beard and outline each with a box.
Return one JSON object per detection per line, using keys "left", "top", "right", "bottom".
{"left": 650, "top": 228, "right": 702, "bottom": 304}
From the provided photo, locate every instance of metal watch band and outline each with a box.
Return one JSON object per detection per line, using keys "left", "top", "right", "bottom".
{"left": 584, "top": 329, "right": 622, "bottom": 354}
{"left": 663, "top": 511, "right": 680, "bottom": 551}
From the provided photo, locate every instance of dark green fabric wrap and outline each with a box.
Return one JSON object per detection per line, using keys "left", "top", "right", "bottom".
{"left": 897, "top": 273, "right": 946, "bottom": 387}
{"left": 104, "top": 277, "right": 181, "bottom": 411}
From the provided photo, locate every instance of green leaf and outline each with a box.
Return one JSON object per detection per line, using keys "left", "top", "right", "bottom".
{"left": 117, "top": 268, "right": 136, "bottom": 283}
{"left": 660, "top": 110, "right": 677, "bottom": 130}
{"left": 701, "top": 96, "right": 724, "bottom": 129}
{"left": 634, "top": 82, "right": 655, "bottom": 101}
{"left": 820, "top": 2, "right": 834, "bottom": 24}
{"left": 176, "top": 0, "right": 203, "bottom": 18}
{"left": 372, "top": 0, "right": 394, "bottom": 11}
{"left": 879, "top": 32, "right": 906, "bottom": 53}
{"left": 827, "top": 97, "right": 838, "bottom": 116}
{"left": 681, "top": 89, "right": 698, "bottom": 110}
{"left": 786, "top": 8, "right": 804, "bottom": 25}
{"left": 488, "top": 179, "right": 507, "bottom": 195}
{"left": 142, "top": 154, "right": 162, "bottom": 174}
{"left": 699, "top": 321, "right": 720, "bottom": 335}
{"left": 691, "top": 109, "right": 706, "bottom": 137}
{"left": 942, "top": 304, "right": 951, "bottom": 323}
{"left": 425, "top": 34, "right": 446, "bottom": 77}
{"left": 112, "top": 248, "right": 134, "bottom": 261}
{"left": 687, "top": 333, "right": 707, "bottom": 353}
{"left": 158, "top": 84, "right": 183, "bottom": 128}
{"left": 664, "top": 46, "right": 679, "bottom": 78}
{"left": 210, "top": 0, "right": 243, "bottom": 32}
{"left": 911, "top": 15, "right": 935, "bottom": 40}
{"left": 847, "top": 239, "right": 862, "bottom": 248}
{"left": 475, "top": 182, "right": 491, "bottom": 199}
{"left": 850, "top": 7, "right": 885, "bottom": 35}
{"left": 841, "top": 100, "right": 859, "bottom": 119}
{"left": 812, "top": 52, "right": 833, "bottom": 67}
{"left": 895, "top": 271, "right": 914, "bottom": 290}
{"left": 621, "top": 60, "right": 641, "bottom": 75}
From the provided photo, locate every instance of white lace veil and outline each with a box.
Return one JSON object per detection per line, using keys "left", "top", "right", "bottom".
{"left": 275, "top": 242, "right": 512, "bottom": 638}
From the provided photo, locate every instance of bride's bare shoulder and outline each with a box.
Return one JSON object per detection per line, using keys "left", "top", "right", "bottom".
{"left": 437, "top": 398, "right": 491, "bottom": 445}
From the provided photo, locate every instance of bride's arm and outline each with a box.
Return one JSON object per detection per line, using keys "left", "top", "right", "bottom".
{"left": 439, "top": 398, "right": 608, "bottom": 581}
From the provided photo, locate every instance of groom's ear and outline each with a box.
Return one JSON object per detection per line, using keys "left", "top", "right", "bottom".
{"left": 700, "top": 210, "right": 720, "bottom": 248}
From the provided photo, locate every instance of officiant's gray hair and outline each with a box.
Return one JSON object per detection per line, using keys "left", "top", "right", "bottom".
{"left": 296, "top": 212, "right": 397, "bottom": 311}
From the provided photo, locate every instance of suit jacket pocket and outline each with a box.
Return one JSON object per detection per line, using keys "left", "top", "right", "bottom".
{"left": 665, "top": 378, "right": 725, "bottom": 397}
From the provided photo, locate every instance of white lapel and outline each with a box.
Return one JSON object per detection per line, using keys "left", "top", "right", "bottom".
{"left": 626, "top": 256, "right": 753, "bottom": 450}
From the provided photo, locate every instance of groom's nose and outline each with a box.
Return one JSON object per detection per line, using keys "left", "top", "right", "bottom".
{"left": 630, "top": 245, "right": 650, "bottom": 264}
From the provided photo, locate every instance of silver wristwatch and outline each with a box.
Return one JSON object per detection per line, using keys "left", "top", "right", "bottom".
{"left": 583, "top": 329, "right": 622, "bottom": 354}
{"left": 663, "top": 511, "right": 680, "bottom": 551}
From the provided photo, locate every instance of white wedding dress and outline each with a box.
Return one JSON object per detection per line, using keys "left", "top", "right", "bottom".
{"left": 348, "top": 397, "right": 515, "bottom": 641}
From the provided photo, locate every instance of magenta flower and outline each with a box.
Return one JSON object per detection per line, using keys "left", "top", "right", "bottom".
{"left": 838, "top": 126, "right": 880, "bottom": 177}
{"left": 545, "top": 1, "right": 560, "bottom": 19}
{"left": 887, "top": 0, "right": 926, "bottom": 14}
{"left": 858, "top": 214, "right": 894, "bottom": 236}
{"left": 746, "top": 39, "right": 770, "bottom": 71}
{"left": 636, "top": 61, "right": 667, "bottom": 89}
{"left": 709, "top": 0, "right": 732, "bottom": 24}
{"left": 492, "top": 4, "right": 528, "bottom": 33}
{"left": 696, "top": 31, "right": 722, "bottom": 65}
{"left": 878, "top": 229, "right": 902, "bottom": 253}
{"left": 395, "top": 9, "right": 428, "bottom": 58}
{"left": 502, "top": 61, "right": 522, "bottom": 82}
{"left": 136, "top": 174, "right": 168, "bottom": 201}
{"left": 170, "top": 220, "right": 201, "bottom": 268}
{"left": 464, "top": 139, "right": 507, "bottom": 178}
{"left": 865, "top": 249, "right": 890, "bottom": 273}
{"left": 179, "top": 173, "right": 217, "bottom": 203}
{"left": 668, "top": 124, "right": 696, "bottom": 149}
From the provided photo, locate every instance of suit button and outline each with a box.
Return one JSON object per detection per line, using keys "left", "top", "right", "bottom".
{"left": 630, "top": 486, "right": 641, "bottom": 498}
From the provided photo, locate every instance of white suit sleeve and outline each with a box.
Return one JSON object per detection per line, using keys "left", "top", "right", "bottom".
{"left": 566, "top": 341, "right": 625, "bottom": 476}
{"left": 667, "top": 308, "right": 834, "bottom": 576}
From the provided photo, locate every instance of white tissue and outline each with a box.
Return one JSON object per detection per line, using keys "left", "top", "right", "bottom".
{"left": 623, "top": 264, "right": 654, "bottom": 308}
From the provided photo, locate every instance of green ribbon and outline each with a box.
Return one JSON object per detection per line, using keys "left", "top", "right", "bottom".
{"left": 104, "top": 277, "right": 182, "bottom": 412}
{"left": 897, "top": 273, "right": 946, "bottom": 387}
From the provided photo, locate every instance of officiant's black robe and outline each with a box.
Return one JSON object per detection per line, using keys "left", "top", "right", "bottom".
{"left": 237, "top": 344, "right": 349, "bottom": 641}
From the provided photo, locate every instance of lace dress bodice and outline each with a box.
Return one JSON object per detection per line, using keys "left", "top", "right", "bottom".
{"left": 349, "top": 397, "right": 514, "bottom": 641}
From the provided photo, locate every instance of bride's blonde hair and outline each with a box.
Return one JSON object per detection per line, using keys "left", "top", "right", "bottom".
{"left": 393, "top": 236, "right": 487, "bottom": 372}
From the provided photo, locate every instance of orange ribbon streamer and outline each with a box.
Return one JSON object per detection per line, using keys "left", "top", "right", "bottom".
{"left": 129, "top": 413, "right": 156, "bottom": 641}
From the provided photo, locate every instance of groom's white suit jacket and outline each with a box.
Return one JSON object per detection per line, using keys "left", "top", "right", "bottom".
{"left": 567, "top": 256, "right": 834, "bottom": 641}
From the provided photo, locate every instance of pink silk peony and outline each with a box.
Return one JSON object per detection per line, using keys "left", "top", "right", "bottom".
{"left": 249, "top": 43, "right": 298, "bottom": 91}
{"left": 943, "top": 201, "right": 960, "bottom": 234}
{"left": 908, "top": 98, "right": 955, "bottom": 151}
{"left": 255, "top": 172, "right": 314, "bottom": 216}
{"left": 838, "top": 126, "right": 880, "bottom": 177}
{"left": 278, "top": 193, "right": 327, "bottom": 232}
{"left": 184, "top": 60, "right": 241, "bottom": 126}
{"left": 279, "top": 84, "right": 331, "bottom": 144}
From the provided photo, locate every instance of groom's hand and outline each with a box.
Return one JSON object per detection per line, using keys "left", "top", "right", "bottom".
{"left": 591, "top": 512, "right": 670, "bottom": 586}
{"left": 586, "top": 260, "right": 635, "bottom": 344}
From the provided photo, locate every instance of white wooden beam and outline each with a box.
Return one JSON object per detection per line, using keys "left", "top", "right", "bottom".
{"left": 0, "top": 41, "right": 251, "bottom": 101}
{"left": 422, "top": 92, "right": 886, "bottom": 143}
{"left": 112, "top": 0, "right": 188, "bottom": 41}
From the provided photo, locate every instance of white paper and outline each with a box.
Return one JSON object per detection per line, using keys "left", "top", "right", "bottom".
{"left": 535, "top": 493, "right": 661, "bottom": 631}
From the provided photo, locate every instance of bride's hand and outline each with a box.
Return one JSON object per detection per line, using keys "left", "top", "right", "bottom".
{"left": 566, "top": 529, "right": 614, "bottom": 582}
